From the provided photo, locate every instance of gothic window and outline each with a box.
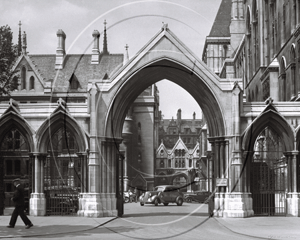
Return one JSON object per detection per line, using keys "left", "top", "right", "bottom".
{"left": 263, "top": 78, "right": 270, "bottom": 101}
{"left": 280, "top": 57, "right": 287, "bottom": 101}
{"left": 69, "top": 74, "right": 79, "bottom": 90}
{"left": 0, "top": 128, "right": 29, "bottom": 178}
{"left": 29, "top": 76, "right": 34, "bottom": 90}
{"left": 168, "top": 159, "right": 171, "bottom": 168}
{"left": 21, "top": 67, "right": 26, "bottom": 90}
{"left": 175, "top": 160, "right": 178, "bottom": 168}
{"left": 45, "top": 127, "right": 80, "bottom": 190}
{"left": 255, "top": 86, "right": 259, "bottom": 101}
{"left": 189, "top": 159, "right": 192, "bottom": 168}
{"left": 138, "top": 122, "right": 141, "bottom": 131}
{"left": 160, "top": 160, "right": 164, "bottom": 168}
{"left": 291, "top": 45, "right": 296, "bottom": 98}
{"left": 182, "top": 160, "right": 185, "bottom": 168}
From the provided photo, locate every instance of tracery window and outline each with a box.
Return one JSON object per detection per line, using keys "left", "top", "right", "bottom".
{"left": 29, "top": 76, "right": 34, "bottom": 90}
{"left": 21, "top": 67, "right": 26, "bottom": 90}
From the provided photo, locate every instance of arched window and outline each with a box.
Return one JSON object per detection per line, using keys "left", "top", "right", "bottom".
{"left": 160, "top": 160, "right": 164, "bottom": 168}
{"left": 290, "top": 45, "right": 296, "bottom": 98}
{"left": 0, "top": 128, "right": 29, "bottom": 192}
{"left": 45, "top": 127, "right": 80, "bottom": 192}
{"left": 255, "top": 86, "right": 259, "bottom": 101}
{"left": 12, "top": 76, "right": 18, "bottom": 90}
{"left": 21, "top": 67, "right": 26, "bottom": 90}
{"left": 280, "top": 57, "right": 287, "bottom": 101}
{"left": 29, "top": 76, "right": 34, "bottom": 90}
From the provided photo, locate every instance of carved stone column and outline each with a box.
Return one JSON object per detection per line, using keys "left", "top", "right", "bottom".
{"left": 29, "top": 153, "right": 47, "bottom": 216}
{"left": 287, "top": 150, "right": 300, "bottom": 216}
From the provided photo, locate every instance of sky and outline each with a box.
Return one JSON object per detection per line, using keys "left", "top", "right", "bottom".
{"left": 0, "top": 0, "right": 222, "bottom": 119}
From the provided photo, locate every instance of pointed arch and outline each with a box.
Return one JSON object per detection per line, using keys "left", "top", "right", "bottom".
{"left": 104, "top": 58, "right": 225, "bottom": 139}
{"left": 0, "top": 111, "right": 35, "bottom": 152}
{"left": 242, "top": 106, "right": 294, "bottom": 153}
{"left": 36, "top": 110, "right": 89, "bottom": 153}
{"left": 21, "top": 66, "right": 26, "bottom": 90}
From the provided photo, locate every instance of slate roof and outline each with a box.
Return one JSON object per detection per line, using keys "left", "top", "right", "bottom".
{"left": 208, "top": 0, "right": 232, "bottom": 37}
{"left": 28, "top": 54, "right": 123, "bottom": 92}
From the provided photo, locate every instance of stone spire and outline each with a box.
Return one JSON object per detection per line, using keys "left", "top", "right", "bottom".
{"left": 102, "top": 20, "right": 109, "bottom": 55}
{"left": 123, "top": 44, "right": 129, "bottom": 65}
{"left": 18, "top": 21, "right": 22, "bottom": 56}
{"left": 22, "top": 31, "right": 27, "bottom": 55}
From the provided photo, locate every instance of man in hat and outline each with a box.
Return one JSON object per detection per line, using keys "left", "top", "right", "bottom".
{"left": 7, "top": 179, "right": 33, "bottom": 229}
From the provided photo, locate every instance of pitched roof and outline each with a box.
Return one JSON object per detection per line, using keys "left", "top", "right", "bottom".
{"left": 208, "top": 0, "right": 232, "bottom": 37}
{"left": 28, "top": 54, "right": 123, "bottom": 92}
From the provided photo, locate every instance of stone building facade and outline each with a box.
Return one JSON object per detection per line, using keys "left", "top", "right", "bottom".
{"left": 1, "top": 0, "right": 300, "bottom": 218}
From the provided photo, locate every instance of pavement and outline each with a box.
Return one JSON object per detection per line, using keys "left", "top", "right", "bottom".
{"left": 1, "top": 207, "right": 300, "bottom": 239}
{"left": 215, "top": 217, "right": 300, "bottom": 239}
{"left": 0, "top": 208, "right": 116, "bottom": 239}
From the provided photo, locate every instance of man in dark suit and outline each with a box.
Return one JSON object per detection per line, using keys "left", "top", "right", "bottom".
{"left": 7, "top": 179, "right": 33, "bottom": 229}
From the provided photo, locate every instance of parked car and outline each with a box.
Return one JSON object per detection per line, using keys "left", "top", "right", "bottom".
{"left": 139, "top": 185, "right": 184, "bottom": 206}
{"left": 184, "top": 191, "right": 210, "bottom": 203}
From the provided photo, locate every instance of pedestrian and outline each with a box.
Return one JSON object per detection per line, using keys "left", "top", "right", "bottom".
{"left": 7, "top": 178, "right": 33, "bottom": 229}
{"left": 133, "top": 187, "right": 138, "bottom": 203}
{"left": 128, "top": 188, "right": 133, "bottom": 203}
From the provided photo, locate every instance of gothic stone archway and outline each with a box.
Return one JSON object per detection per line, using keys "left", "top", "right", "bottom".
{"left": 81, "top": 27, "right": 247, "bottom": 218}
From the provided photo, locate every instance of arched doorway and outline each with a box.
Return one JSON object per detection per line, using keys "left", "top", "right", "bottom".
{"left": 44, "top": 127, "right": 81, "bottom": 215}
{"left": 250, "top": 127, "right": 287, "bottom": 216}
{"left": 0, "top": 128, "right": 31, "bottom": 214}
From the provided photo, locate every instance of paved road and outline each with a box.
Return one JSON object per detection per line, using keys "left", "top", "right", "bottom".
{"left": 8, "top": 202, "right": 281, "bottom": 240}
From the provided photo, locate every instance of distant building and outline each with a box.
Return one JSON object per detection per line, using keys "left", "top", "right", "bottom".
{"left": 159, "top": 109, "right": 204, "bottom": 149}
{"left": 156, "top": 110, "right": 209, "bottom": 192}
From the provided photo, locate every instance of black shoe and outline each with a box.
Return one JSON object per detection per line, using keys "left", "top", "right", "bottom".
{"left": 6, "top": 225, "right": 14, "bottom": 228}
{"left": 25, "top": 223, "right": 33, "bottom": 229}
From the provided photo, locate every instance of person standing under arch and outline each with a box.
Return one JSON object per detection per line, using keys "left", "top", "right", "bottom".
{"left": 7, "top": 179, "right": 33, "bottom": 229}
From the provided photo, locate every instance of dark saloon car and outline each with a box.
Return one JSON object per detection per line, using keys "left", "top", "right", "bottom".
{"left": 139, "top": 185, "right": 184, "bottom": 206}
{"left": 184, "top": 191, "right": 210, "bottom": 203}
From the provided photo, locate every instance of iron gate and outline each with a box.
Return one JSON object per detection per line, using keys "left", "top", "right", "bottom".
{"left": 44, "top": 128, "right": 81, "bottom": 216}
{"left": 250, "top": 127, "right": 287, "bottom": 216}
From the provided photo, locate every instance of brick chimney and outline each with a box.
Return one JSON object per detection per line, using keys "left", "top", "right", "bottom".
{"left": 55, "top": 29, "right": 66, "bottom": 70}
{"left": 91, "top": 30, "right": 100, "bottom": 64}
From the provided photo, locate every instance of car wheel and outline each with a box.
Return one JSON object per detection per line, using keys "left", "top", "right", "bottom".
{"left": 124, "top": 197, "right": 129, "bottom": 203}
{"left": 140, "top": 202, "right": 144, "bottom": 206}
{"left": 176, "top": 198, "right": 183, "bottom": 206}
{"left": 163, "top": 203, "right": 169, "bottom": 206}
{"left": 186, "top": 197, "right": 192, "bottom": 203}
{"left": 154, "top": 198, "right": 159, "bottom": 206}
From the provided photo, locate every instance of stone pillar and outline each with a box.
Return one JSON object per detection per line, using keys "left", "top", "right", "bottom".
{"left": 287, "top": 150, "right": 300, "bottom": 216}
{"left": 29, "top": 153, "right": 47, "bottom": 216}
{"left": 223, "top": 84, "right": 254, "bottom": 218}
{"left": 79, "top": 82, "right": 102, "bottom": 217}
{"left": 77, "top": 152, "right": 88, "bottom": 216}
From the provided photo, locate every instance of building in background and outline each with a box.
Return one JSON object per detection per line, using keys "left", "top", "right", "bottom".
{"left": 156, "top": 110, "right": 209, "bottom": 192}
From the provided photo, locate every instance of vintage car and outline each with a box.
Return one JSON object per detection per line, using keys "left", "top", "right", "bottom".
{"left": 184, "top": 191, "right": 210, "bottom": 203}
{"left": 123, "top": 192, "right": 130, "bottom": 203}
{"left": 139, "top": 185, "right": 184, "bottom": 206}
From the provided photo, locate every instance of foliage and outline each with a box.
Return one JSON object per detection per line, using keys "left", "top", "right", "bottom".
{"left": 0, "top": 25, "right": 19, "bottom": 96}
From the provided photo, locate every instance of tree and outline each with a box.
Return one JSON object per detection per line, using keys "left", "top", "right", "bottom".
{"left": 0, "top": 25, "right": 19, "bottom": 96}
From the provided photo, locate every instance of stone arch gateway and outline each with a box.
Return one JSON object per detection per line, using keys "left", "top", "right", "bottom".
{"left": 79, "top": 27, "right": 250, "bottom": 218}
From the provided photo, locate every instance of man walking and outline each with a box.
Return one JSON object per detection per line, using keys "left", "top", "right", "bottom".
{"left": 7, "top": 179, "right": 33, "bottom": 229}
